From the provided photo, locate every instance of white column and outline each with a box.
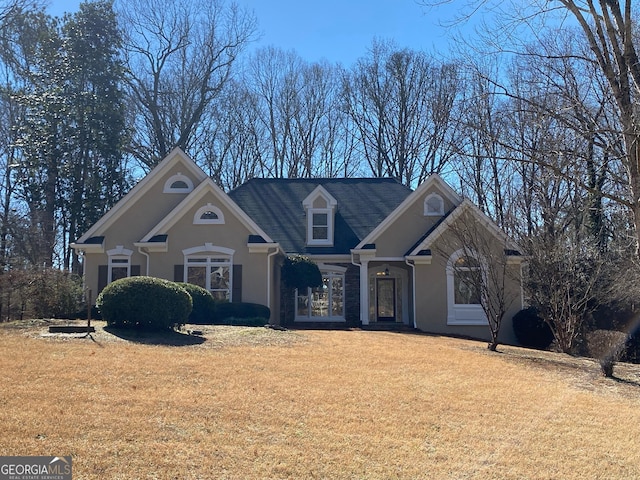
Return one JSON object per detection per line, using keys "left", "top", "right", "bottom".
{"left": 360, "top": 259, "right": 370, "bottom": 325}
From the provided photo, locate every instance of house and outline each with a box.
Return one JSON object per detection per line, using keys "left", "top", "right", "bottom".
{"left": 72, "top": 148, "right": 524, "bottom": 344}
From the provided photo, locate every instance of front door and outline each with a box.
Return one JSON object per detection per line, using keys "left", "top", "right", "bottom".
{"left": 376, "top": 277, "right": 396, "bottom": 322}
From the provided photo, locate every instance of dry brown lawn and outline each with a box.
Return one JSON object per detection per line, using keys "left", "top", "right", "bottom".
{"left": 1, "top": 320, "right": 640, "bottom": 479}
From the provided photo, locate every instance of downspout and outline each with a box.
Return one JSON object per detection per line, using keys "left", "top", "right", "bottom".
{"left": 138, "top": 247, "right": 150, "bottom": 276}
{"left": 405, "top": 258, "right": 417, "bottom": 329}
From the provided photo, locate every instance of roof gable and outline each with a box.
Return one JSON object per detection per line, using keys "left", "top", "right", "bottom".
{"left": 356, "top": 173, "right": 462, "bottom": 249}
{"left": 302, "top": 185, "right": 338, "bottom": 209}
{"left": 408, "top": 199, "right": 520, "bottom": 256}
{"left": 140, "top": 178, "right": 274, "bottom": 243}
{"left": 75, "top": 148, "right": 207, "bottom": 243}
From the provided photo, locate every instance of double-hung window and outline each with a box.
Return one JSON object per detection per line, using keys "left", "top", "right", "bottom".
{"left": 186, "top": 256, "right": 232, "bottom": 300}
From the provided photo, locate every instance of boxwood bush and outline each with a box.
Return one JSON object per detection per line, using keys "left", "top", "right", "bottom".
{"left": 215, "top": 302, "right": 270, "bottom": 325}
{"left": 180, "top": 283, "right": 217, "bottom": 324}
{"left": 97, "top": 276, "right": 192, "bottom": 331}
{"left": 512, "top": 307, "right": 554, "bottom": 350}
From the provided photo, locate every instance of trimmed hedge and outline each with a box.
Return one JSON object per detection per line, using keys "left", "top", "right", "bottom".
{"left": 97, "top": 276, "right": 192, "bottom": 331}
{"left": 512, "top": 307, "right": 554, "bottom": 350}
{"left": 217, "top": 317, "right": 269, "bottom": 327}
{"left": 180, "top": 283, "right": 217, "bottom": 324}
{"left": 215, "top": 302, "right": 270, "bottom": 324}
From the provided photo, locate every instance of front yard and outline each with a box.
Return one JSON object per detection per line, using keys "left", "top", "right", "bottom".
{"left": 1, "top": 321, "right": 639, "bottom": 479}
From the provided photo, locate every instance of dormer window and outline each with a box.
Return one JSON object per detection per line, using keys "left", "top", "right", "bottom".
{"left": 193, "top": 203, "right": 224, "bottom": 224}
{"left": 424, "top": 193, "right": 444, "bottom": 216}
{"left": 164, "top": 173, "right": 194, "bottom": 193}
{"left": 309, "top": 209, "right": 331, "bottom": 244}
{"left": 303, "top": 185, "right": 337, "bottom": 246}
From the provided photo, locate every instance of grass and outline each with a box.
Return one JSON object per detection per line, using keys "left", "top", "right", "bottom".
{"left": 1, "top": 320, "right": 640, "bottom": 479}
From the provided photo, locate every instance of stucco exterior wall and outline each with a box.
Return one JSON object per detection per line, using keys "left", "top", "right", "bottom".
{"left": 413, "top": 224, "right": 522, "bottom": 345}
{"left": 373, "top": 187, "right": 457, "bottom": 257}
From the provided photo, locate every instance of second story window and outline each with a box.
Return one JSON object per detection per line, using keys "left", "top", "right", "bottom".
{"left": 303, "top": 185, "right": 337, "bottom": 247}
{"left": 312, "top": 211, "right": 329, "bottom": 241}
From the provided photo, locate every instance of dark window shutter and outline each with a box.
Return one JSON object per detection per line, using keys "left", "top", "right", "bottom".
{"left": 174, "top": 265, "right": 184, "bottom": 282}
{"left": 131, "top": 265, "right": 141, "bottom": 276}
{"left": 98, "top": 265, "right": 108, "bottom": 293}
{"left": 232, "top": 264, "right": 242, "bottom": 303}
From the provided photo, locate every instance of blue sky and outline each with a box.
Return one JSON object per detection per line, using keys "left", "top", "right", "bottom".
{"left": 47, "top": 0, "right": 474, "bottom": 65}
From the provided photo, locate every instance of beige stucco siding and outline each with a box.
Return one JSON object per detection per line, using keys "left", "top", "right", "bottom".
{"left": 373, "top": 188, "right": 456, "bottom": 257}
{"left": 144, "top": 191, "right": 271, "bottom": 306}
{"left": 413, "top": 221, "right": 522, "bottom": 345}
{"left": 98, "top": 163, "right": 197, "bottom": 247}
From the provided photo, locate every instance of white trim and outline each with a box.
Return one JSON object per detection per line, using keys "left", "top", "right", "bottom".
{"left": 409, "top": 199, "right": 521, "bottom": 257}
{"left": 446, "top": 249, "right": 488, "bottom": 326}
{"left": 307, "top": 207, "right": 334, "bottom": 246}
{"left": 76, "top": 148, "right": 207, "bottom": 243}
{"left": 405, "top": 255, "right": 432, "bottom": 265}
{"left": 302, "top": 185, "right": 337, "bottom": 209}
{"left": 193, "top": 203, "right": 225, "bottom": 224}
{"left": 303, "top": 185, "right": 337, "bottom": 247}
{"left": 248, "top": 242, "right": 280, "bottom": 254}
{"left": 107, "top": 245, "right": 133, "bottom": 284}
{"left": 163, "top": 172, "right": 194, "bottom": 193}
{"left": 295, "top": 267, "right": 346, "bottom": 322}
{"left": 356, "top": 173, "right": 461, "bottom": 249}
{"left": 106, "top": 245, "right": 133, "bottom": 257}
{"left": 183, "top": 244, "right": 234, "bottom": 301}
{"left": 368, "top": 264, "right": 409, "bottom": 325}
{"left": 140, "top": 178, "right": 274, "bottom": 243}
{"left": 182, "top": 243, "right": 235, "bottom": 257}
{"left": 317, "top": 263, "right": 347, "bottom": 274}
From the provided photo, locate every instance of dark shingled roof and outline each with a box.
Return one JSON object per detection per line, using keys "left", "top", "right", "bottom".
{"left": 228, "top": 178, "right": 412, "bottom": 254}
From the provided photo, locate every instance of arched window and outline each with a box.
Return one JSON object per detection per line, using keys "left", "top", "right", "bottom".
{"left": 193, "top": 203, "right": 225, "bottom": 224}
{"left": 163, "top": 173, "right": 194, "bottom": 193}
{"left": 446, "top": 249, "right": 487, "bottom": 325}
{"left": 424, "top": 193, "right": 444, "bottom": 216}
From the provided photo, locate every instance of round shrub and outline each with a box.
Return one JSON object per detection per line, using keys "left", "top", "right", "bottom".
{"left": 512, "top": 307, "right": 554, "bottom": 349}
{"left": 215, "top": 302, "right": 270, "bottom": 323}
{"left": 97, "top": 276, "right": 192, "bottom": 331}
{"left": 180, "top": 283, "right": 217, "bottom": 324}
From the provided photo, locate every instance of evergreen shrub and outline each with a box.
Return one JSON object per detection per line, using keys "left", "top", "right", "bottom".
{"left": 215, "top": 302, "right": 270, "bottom": 324}
{"left": 180, "top": 283, "right": 216, "bottom": 324}
{"left": 512, "top": 307, "right": 554, "bottom": 349}
{"left": 97, "top": 276, "right": 192, "bottom": 331}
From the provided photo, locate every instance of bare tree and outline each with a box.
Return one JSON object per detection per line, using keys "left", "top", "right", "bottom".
{"left": 438, "top": 204, "right": 522, "bottom": 351}
{"left": 422, "top": 0, "right": 640, "bottom": 255}
{"left": 342, "top": 40, "right": 462, "bottom": 185}
{"left": 119, "top": 0, "right": 257, "bottom": 169}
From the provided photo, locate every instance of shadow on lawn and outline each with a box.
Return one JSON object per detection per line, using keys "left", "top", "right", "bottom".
{"left": 104, "top": 326, "right": 206, "bottom": 346}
